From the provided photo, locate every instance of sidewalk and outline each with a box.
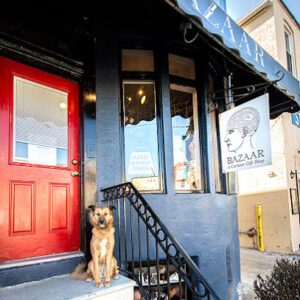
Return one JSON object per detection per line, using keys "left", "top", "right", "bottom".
{"left": 238, "top": 247, "right": 299, "bottom": 300}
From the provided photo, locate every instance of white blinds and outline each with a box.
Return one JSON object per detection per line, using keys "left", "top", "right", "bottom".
{"left": 14, "top": 77, "right": 68, "bottom": 150}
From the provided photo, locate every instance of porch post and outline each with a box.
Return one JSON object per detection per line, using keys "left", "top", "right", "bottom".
{"left": 95, "top": 30, "right": 122, "bottom": 201}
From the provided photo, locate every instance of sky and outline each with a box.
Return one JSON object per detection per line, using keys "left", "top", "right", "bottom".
{"left": 226, "top": 0, "right": 300, "bottom": 24}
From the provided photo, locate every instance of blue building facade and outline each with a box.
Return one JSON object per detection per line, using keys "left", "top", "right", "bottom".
{"left": 95, "top": 30, "right": 241, "bottom": 298}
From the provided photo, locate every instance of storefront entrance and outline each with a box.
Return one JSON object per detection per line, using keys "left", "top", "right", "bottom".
{"left": 0, "top": 57, "right": 80, "bottom": 261}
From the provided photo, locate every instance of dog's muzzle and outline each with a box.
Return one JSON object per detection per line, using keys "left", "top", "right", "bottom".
{"left": 98, "top": 218, "right": 106, "bottom": 226}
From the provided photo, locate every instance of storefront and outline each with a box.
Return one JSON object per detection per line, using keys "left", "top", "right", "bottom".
{"left": 0, "top": 1, "right": 299, "bottom": 299}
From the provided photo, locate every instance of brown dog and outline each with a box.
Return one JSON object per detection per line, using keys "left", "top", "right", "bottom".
{"left": 70, "top": 205, "right": 119, "bottom": 288}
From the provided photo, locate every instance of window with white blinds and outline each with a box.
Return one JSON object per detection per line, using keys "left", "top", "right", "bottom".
{"left": 284, "top": 25, "right": 296, "bottom": 76}
{"left": 13, "top": 76, "right": 68, "bottom": 166}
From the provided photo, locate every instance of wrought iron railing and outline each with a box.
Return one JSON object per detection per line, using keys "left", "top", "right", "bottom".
{"left": 101, "top": 182, "right": 221, "bottom": 300}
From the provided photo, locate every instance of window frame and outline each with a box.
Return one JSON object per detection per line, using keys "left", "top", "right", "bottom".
{"left": 211, "top": 106, "right": 226, "bottom": 194}
{"left": 209, "top": 74, "right": 239, "bottom": 195}
{"left": 170, "top": 83, "right": 204, "bottom": 193}
{"left": 119, "top": 48, "right": 165, "bottom": 193}
{"left": 10, "top": 74, "right": 71, "bottom": 170}
{"left": 284, "top": 24, "right": 296, "bottom": 76}
{"left": 168, "top": 51, "right": 207, "bottom": 194}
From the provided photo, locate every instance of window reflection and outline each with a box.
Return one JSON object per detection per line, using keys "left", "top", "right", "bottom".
{"left": 123, "top": 81, "right": 161, "bottom": 192}
{"left": 171, "top": 86, "right": 202, "bottom": 192}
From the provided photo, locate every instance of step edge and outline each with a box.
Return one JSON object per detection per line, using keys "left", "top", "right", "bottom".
{"left": 70, "top": 280, "right": 136, "bottom": 300}
{"left": 0, "top": 251, "right": 84, "bottom": 270}
{"left": 0, "top": 274, "right": 69, "bottom": 290}
{"left": 0, "top": 274, "right": 136, "bottom": 299}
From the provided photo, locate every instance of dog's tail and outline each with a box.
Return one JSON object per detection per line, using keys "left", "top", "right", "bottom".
{"left": 70, "top": 260, "right": 89, "bottom": 281}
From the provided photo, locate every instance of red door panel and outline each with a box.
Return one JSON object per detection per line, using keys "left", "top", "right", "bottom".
{"left": 10, "top": 181, "right": 36, "bottom": 235}
{"left": 0, "top": 57, "right": 80, "bottom": 261}
{"left": 49, "top": 183, "right": 69, "bottom": 232}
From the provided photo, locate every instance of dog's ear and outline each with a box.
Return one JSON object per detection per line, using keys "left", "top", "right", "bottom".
{"left": 88, "top": 205, "right": 96, "bottom": 212}
{"left": 109, "top": 205, "right": 116, "bottom": 212}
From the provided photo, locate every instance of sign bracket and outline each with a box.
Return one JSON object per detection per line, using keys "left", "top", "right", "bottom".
{"left": 208, "top": 71, "right": 284, "bottom": 114}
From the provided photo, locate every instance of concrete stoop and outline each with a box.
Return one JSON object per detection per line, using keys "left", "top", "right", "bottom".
{"left": 0, "top": 274, "right": 135, "bottom": 300}
{"left": 0, "top": 251, "right": 84, "bottom": 287}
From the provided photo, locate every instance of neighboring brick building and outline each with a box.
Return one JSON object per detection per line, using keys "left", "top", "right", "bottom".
{"left": 236, "top": 0, "right": 300, "bottom": 254}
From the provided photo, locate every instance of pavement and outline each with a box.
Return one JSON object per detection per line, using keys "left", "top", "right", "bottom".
{"left": 238, "top": 247, "right": 300, "bottom": 300}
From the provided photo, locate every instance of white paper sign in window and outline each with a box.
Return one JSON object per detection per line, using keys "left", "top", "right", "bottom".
{"left": 13, "top": 77, "right": 68, "bottom": 167}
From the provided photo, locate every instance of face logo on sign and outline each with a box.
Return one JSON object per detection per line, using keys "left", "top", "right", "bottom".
{"left": 219, "top": 94, "right": 271, "bottom": 173}
{"left": 224, "top": 107, "right": 260, "bottom": 153}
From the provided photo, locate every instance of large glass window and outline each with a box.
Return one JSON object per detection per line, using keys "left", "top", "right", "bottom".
{"left": 170, "top": 85, "right": 202, "bottom": 192}
{"left": 123, "top": 81, "right": 161, "bottom": 192}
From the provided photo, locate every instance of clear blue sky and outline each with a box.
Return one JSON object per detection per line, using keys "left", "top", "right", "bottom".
{"left": 226, "top": 0, "right": 300, "bottom": 24}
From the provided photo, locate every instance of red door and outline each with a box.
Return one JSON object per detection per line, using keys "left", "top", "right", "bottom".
{"left": 0, "top": 57, "right": 80, "bottom": 261}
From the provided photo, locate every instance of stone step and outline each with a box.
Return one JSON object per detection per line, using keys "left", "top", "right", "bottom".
{"left": 0, "top": 251, "right": 84, "bottom": 287}
{"left": 0, "top": 274, "right": 135, "bottom": 300}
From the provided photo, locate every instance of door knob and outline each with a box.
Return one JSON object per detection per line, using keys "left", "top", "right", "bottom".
{"left": 72, "top": 171, "right": 80, "bottom": 177}
{"left": 72, "top": 159, "right": 78, "bottom": 165}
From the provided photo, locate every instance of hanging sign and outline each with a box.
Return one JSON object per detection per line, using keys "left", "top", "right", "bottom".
{"left": 219, "top": 94, "right": 272, "bottom": 173}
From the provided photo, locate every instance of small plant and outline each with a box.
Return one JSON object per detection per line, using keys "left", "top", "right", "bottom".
{"left": 253, "top": 258, "right": 300, "bottom": 300}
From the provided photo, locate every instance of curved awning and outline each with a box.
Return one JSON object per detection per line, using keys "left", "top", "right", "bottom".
{"left": 164, "top": 0, "right": 300, "bottom": 117}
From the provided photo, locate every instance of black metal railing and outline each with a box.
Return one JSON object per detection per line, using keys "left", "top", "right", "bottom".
{"left": 101, "top": 182, "right": 221, "bottom": 300}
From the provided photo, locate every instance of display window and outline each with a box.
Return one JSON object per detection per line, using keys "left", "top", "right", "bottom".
{"left": 170, "top": 85, "right": 202, "bottom": 192}
{"left": 122, "top": 81, "right": 162, "bottom": 192}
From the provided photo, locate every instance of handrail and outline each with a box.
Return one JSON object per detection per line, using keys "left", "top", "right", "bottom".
{"left": 101, "top": 182, "right": 221, "bottom": 300}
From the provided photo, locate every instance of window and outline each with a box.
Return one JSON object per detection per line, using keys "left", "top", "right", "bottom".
{"left": 284, "top": 25, "right": 296, "bottom": 76}
{"left": 209, "top": 75, "right": 226, "bottom": 193}
{"left": 211, "top": 108, "right": 225, "bottom": 193}
{"left": 170, "top": 85, "right": 202, "bottom": 192}
{"left": 122, "top": 81, "right": 162, "bottom": 192}
{"left": 13, "top": 76, "right": 68, "bottom": 167}
{"left": 296, "top": 170, "right": 300, "bottom": 205}
{"left": 210, "top": 75, "right": 239, "bottom": 194}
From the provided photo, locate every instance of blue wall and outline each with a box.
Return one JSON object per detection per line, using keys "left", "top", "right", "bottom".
{"left": 95, "top": 33, "right": 240, "bottom": 300}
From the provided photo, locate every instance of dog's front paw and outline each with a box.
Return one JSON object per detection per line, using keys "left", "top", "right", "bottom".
{"left": 113, "top": 275, "right": 119, "bottom": 280}
{"left": 96, "top": 281, "right": 104, "bottom": 288}
{"left": 105, "top": 280, "right": 111, "bottom": 287}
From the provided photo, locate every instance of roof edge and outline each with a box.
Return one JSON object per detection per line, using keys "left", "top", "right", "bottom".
{"left": 236, "top": 0, "right": 271, "bottom": 26}
{"left": 278, "top": 0, "right": 300, "bottom": 29}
